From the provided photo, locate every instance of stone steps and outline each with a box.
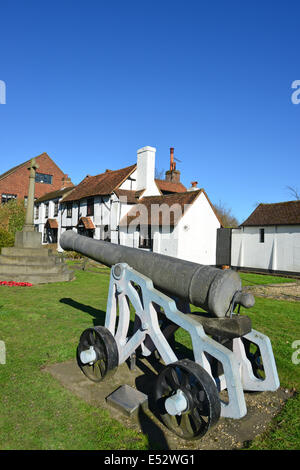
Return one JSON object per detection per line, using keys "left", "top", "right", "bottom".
{"left": 0, "top": 271, "right": 74, "bottom": 284}
{"left": 1, "top": 247, "right": 52, "bottom": 257}
{"left": 0, "top": 246, "right": 73, "bottom": 284}
{"left": 0, "top": 254, "right": 62, "bottom": 266}
{"left": 0, "top": 262, "right": 70, "bottom": 275}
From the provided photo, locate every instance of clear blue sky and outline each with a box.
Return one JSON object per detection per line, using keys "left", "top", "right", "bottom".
{"left": 0, "top": 0, "right": 300, "bottom": 223}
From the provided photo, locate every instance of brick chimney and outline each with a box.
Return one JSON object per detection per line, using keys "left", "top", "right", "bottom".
{"left": 165, "top": 147, "right": 181, "bottom": 184}
{"left": 187, "top": 181, "right": 199, "bottom": 191}
{"left": 61, "top": 174, "right": 74, "bottom": 188}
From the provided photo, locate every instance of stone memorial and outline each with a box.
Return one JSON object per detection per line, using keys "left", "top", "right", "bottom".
{"left": 0, "top": 158, "right": 73, "bottom": 284}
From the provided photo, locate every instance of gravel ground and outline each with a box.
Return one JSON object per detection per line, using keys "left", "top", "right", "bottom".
{"left": 244, "top": 281, "right": 300, "bottom": 301}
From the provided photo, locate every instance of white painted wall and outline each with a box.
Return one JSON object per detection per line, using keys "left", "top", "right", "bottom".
{"left": 119, "top": 169, "right": 137, "bottom": 191}
{"left": 231, "top": 225, "right": 300, "bottom": 273}
{"left": 177, "top": 192, "right": 220, "bottom": 265}
{"left": 152, "top": 225, "right": 179, "bottom": 257}
{"left": 118, "top": 192, "right": 220, "bottom": 265}
{"left": 34, "top": 199, "right": 60, "bottom": 243}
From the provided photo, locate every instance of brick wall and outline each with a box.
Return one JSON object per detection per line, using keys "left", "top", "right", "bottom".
{"left": 0, "top": 153, "right": 69, "bottom": 201}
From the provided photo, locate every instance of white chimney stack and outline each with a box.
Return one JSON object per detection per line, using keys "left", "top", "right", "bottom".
{"left": 136, "top": 146, "right": 159, "bottom": 196}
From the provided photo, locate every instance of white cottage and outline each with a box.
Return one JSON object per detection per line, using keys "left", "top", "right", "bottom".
{"left": 231, "top": 200, "right": 300, "bottom": 275}
{"left": 119, "top": 187, "right": 221, "bottom": 265}
{"left": 35, "top": 146, "right": 222, "bottom": 265}
{"left": 34, "top": 184, "right": 74, "bottom": 244}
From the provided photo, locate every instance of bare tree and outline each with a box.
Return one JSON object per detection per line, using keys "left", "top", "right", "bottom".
{"left": 213, "top": 201, "right": 239, "bottom": 228}
{"left": 286, "top": 185, "right": 300, "bottom": 200}
{"left": 155, "top": 168, "right": 166, "bottom": 180}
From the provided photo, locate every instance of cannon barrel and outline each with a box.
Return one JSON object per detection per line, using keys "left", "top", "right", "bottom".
{"left": 60, "top": 231, "right": 254, "bottom": 318}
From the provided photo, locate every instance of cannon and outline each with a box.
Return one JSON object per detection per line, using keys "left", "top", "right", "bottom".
{"left": 61, "top": 231, "right": 280, "bottom": 440}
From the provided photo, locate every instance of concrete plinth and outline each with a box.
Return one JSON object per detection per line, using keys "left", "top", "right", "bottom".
{"left": 14, "top": 230, "right": 42, "bottom": 249}
{"left": 0, "top": 231, "right": 74, "bottom": 284}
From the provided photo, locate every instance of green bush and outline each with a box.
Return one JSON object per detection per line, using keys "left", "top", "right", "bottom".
{"left": 0, "top": 199, "right": 26, "bottom": 250}
{"left": 63, "top": 250, "right": 84, "bottom": 259}
{"left": 0, "top": 228, "right": 15, "bottom": 249}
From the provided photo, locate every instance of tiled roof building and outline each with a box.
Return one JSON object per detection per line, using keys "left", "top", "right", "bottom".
{"left": 0, "top": 152, "right": 73, "bottom": 204}
{"left": 241, "top": 200, "right": 300, "bottom": 226}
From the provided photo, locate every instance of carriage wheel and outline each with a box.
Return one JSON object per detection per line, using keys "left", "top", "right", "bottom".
{"left": 77, "top": 326, "right": 119, "bottom": 382}
{"left": 154, "top": 359, "right": 221, "bottom": 440}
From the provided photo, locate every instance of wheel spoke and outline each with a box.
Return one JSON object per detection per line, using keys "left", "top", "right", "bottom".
{"left": 190, "top": 407, "right": 208, "bottom": 430}
{"left": 166, "top": 414, "right": 181, "bottom": 432}
{"left": 88, "top": 330, "right": 96, "bottom": 346}
{"left": 179, "top": 369, "right": 191, "bottom": 388}
{"left": 93, "top": 362, "right": 101, "bottom": 378}
{"left": 179, "top": 413, "right": 195, "bottom": 437}
{"left": 98, "top": 358, "right": 106, "bottom": 376}
{"left": 165, "top": 367, "right": 180, "bottom": 391}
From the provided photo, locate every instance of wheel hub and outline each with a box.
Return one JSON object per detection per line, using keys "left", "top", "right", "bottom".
{"left": 79, "top": 345, "right": 98, "bottom": 365}
{"left": 165, "top": 389, "right": 189, "bottom": 416}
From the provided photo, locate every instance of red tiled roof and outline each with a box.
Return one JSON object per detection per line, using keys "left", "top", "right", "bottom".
{"left": 114, "top": 189, "right": 140, "bottom": 204}
{"left": 241, "top": 200, "right": 300, "bottom": 226}
{"left": 155, "top": 179, "right": 187, "bottom": 193}
{"left": 119, "top": 190, "right": 202, "bottom": 227}
{"left": 45, "top": 218, "right": 58, "bottom": 229}
{"left": 77, "top": 217, "right": 95, "bottom": 230}
{"left": 35, "top": 186, "right": 75, "bottom": 203}
{"left": 62, "top": 164, "right": 136, "bottom": 202}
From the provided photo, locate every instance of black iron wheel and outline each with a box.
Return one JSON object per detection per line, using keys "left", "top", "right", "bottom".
{"left": 242, "top": 338, "right": 265, "bottom": 380}
{"left": 77, "top": 326, "right": 119, "bottom": 382}
{"left": 154, "top": 359, "right": 221, "bottom": 440}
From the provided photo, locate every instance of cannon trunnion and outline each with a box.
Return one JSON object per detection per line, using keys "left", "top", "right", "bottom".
{"left": 61, "top": 231, "right": 280, "bottom": 440}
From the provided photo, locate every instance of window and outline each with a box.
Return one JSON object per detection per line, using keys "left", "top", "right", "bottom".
{"left": 103, "top": 225, "right": 111, "bottom": 242}
{"left": 259, "top": 228, "right": 265, "bottom": 243}
{"left": 138, "top": 225, "right": 153, "bottom": 250}
{"left": 54, "top": 200, "right": 59, "bottom": 217}
{"left": 24, "top": 196, "right": 28, "bottom": 208}
{"left": 35, "top": 173, "right": 53, "bottom": 184}
{"left": 35, "top": 204, "right": 39, "bottom": 219}
{"left": 1, "top": 193, "right": 16, "bottom": 204}
{"left": 66, "top": 202, "right": 72, "bottom": 218}
{"left": 45, "top": 203, "right": 49, "bottom": 218}
{"left": 87, "top": 197, "right": 94, "bottom": 216}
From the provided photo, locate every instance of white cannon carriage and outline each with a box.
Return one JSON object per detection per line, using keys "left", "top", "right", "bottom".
{"left": 61, "top": 231, "right": 279, "bottom": 440}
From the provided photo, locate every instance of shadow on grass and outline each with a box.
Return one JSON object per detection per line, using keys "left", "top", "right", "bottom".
{"left": 59, "top": 298, "right": 106, "bottom": 327}
{"left": 135, "top": 356, "right": 170, "bottom": 450}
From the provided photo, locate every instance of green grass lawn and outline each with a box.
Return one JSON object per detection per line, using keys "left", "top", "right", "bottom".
{"left": 239, "top": 272, "right": 296, "bottom": 286}
{"left": 0, "top": 268, "right": 299, "bottom": 450}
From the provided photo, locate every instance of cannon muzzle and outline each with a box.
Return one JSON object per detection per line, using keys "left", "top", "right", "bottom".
{"left": 60, "top": 231, "right": 254, "bottom": 318}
